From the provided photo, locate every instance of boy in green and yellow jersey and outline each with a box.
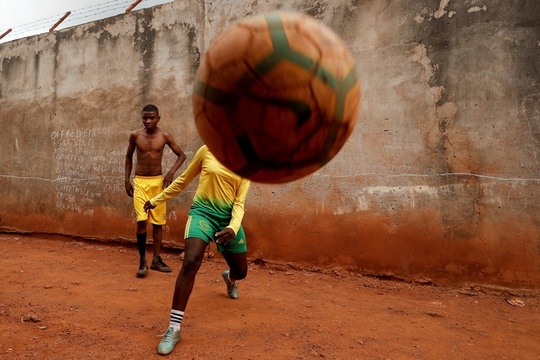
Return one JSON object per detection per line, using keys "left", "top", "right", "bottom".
{"left": 144, "top": 145, "right": 251, "bottom": 356}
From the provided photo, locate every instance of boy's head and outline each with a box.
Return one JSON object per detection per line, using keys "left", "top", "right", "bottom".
{"left": 142, "top": 104, "right": 159, "bottom": 114}
{"left": 141, "top": 104, "right": 160, "bottom": 129}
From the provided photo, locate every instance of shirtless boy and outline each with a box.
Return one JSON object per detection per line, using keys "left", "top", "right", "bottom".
{"left": 125, "top": 104, "right": 186, "bottom": 278}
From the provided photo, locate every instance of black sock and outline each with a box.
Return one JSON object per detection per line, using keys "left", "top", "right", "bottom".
{"left": 137, "top": 233, "right": 147, "bottom": 258}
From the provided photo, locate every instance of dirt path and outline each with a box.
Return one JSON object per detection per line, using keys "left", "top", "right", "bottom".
{"left": 0, "top": 234, "right": 538, "bottom": 359}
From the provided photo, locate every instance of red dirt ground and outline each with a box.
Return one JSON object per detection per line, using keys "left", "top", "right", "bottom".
{"left": 1, "top": 233, "right": 539, "bottom": 360}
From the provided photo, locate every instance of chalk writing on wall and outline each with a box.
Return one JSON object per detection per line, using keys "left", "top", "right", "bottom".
{"left": 51, "top": 127, "right": 125, "bottom": 215}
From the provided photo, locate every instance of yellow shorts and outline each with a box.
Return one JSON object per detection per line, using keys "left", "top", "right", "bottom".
{"left": 133, "top": 175, "right": 166, "bottom": 225}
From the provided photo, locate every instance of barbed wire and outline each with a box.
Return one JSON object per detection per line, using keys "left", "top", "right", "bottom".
{"left": 1, "top": 0, "right": 163, "bottom": 41}
{"left": 11, "top": 0, "right": 130, "bottom": 32}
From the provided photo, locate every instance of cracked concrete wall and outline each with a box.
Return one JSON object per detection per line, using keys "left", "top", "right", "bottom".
{"left": 1, "top": 0, "right": 539, "bottom": 288}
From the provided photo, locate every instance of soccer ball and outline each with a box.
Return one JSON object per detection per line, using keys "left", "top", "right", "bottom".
{"left": 193, "top": 11, "right": 361, "bottom": 183}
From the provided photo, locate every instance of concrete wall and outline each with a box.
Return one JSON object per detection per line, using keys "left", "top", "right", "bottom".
{"left": 1, "top": 0, "right": 539, "bottom": 288}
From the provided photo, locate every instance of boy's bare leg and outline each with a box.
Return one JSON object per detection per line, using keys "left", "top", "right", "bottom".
{"left": 171, "top": 237, "right": 208, "bottom": 311}
{"left": 157, "top": 238, "right": 207, "bottom": 355}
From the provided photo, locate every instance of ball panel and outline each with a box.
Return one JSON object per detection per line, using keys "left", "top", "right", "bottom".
{"left": 257, "top": 98, "right": 321, "bottom": 150}
{"left": 317, "top": 54, "right": 357, "bottom": 86}
{"left": 249, "top": 60, "right": 316, "bottom": 93}
{"left": 194, "top": 98, "right": 248, "bottom": 169}
{"left": 204, "top": 27, "right": 273, "bottom": 92}
{"left": 280, "top": 12, "right": 355, "bottom": 83}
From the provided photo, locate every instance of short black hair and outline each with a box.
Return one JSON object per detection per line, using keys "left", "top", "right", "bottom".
{"left": 142, "top": 104, "right": 159, "bottom": 113}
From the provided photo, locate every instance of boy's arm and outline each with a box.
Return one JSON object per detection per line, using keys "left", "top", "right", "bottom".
{"left": 124, "top": 132, "right": 137, "bottom": 197}
{"left": 163, "top": 132, "right": 187, "bottom": 188}
{"left": 149, "top": 146, "right": 204, "bottom": 207}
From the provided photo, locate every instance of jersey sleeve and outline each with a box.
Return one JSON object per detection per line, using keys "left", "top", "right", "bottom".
{"left": 150, "top": 146, "right": 205, "bottom": 206}
{"left": 226, "top": 178, "right": 251, "bottom": 234}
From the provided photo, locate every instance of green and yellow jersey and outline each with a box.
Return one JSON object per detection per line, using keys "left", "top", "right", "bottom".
{"left": 149, "top": 145, "right": 250, "bottom": 234}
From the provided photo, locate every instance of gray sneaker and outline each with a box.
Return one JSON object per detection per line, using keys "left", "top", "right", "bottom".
{"left": 222, "top": 270, "right": 238, "bottom": 299}
{"left": 157, "top": 327, "right": 181, "bottom": 355}
{"left": 151, "top": 256, "right": 172, "bottom": 272}
{"left": 136, "top": 258, "right": 148, "bottom": 278}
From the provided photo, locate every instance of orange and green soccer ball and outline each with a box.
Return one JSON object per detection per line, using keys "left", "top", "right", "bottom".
{"left": 193, "top": 11, "right": 361, "bottom": 183}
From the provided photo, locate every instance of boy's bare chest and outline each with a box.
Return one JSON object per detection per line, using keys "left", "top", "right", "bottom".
{"left": 136, "top": 135, "right": 166, "bottom": 153}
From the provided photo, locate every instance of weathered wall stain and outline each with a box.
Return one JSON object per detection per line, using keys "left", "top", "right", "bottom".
{"left": 1, "top": 0, "right": 539, "bottom": 288}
